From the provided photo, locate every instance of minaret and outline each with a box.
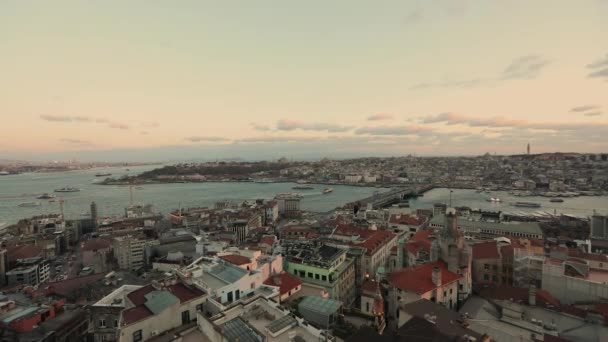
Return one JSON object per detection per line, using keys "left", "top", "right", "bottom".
{"left": 527, "top": 143, "right": 530, "bottom": 155}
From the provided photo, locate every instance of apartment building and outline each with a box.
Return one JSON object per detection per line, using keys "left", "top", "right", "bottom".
{"left": 112, "top": 235, "right": 159, "bottom": 270}
{"left": 284, "top": 242, "right": 356, "bottom": 306}
{"left": 6, "top": 257, "right": 50, "bottom": 287}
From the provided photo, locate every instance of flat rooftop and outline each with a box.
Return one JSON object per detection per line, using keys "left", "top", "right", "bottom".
{"left": 94, "top": 284, "right": 143, "bottom": 307}
{"left": 211, "top": 298, "right": 321, "bottom": 342}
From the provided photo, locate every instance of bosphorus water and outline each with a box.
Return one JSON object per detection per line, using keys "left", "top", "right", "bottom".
{"left": 0, "top": 165, "right": 383, "bottom": 225}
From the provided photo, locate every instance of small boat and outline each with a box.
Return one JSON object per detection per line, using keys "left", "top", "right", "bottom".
{"left": 323, "top": 187, "right": 334, "bottom": 194}
{"left": 36, "top": 193, "right": 55, "bottom": 199}
{"left": 487, "top": 197, "right": 501, "bottom": 202}
{"left": 95, "top": 173, "right": 112, "bottom": 177}
{"left": 513, "top": 202, "right": 542, "bottom": 208}
{"left": 54, "top": 186, "right": 80, "bottom": 193}
{"left": 550, "top": 198, "right": 564, "bottom": 203}
{"left": 293, "top": 185, "right": 314, "bottom": 190}
{"left": 19, "top": 202, "right": 41, "bottom": 207}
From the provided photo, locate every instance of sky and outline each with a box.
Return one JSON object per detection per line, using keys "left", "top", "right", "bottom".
{"left": 1, "top": 0, "right": 607, "bottom": 162}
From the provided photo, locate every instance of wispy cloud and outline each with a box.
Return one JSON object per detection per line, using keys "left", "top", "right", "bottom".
{"left": 570, "top": 105, "right": 600, "bottom": 113}
{"left": 185, "top": 136, "right": 230, "bottom": 143}
{"left": 422, "top": 112, "right": 526, "bottom": 127}
{"left": 109, "top": 123, "right": 130, "bottom": 130}
{"left": 367, "top": 113, "right": 395, "bottom": 121}
{"left": 59, "top": 138, "right": 94, "bottom": 146}
{"left": 501, "top": 55, "right": 550, "bottom": 80}
{"left": 141, "top": 121, "right": 159, "bottom": 128}
{"left": 41, "top": 115, "right": 76, "bottom": 122}
{"left": 355, "top": 125, "right": 431, "bottom": 136}
{"left": 411, "top": 55, "right": 550, "bottom": 90}
{"left": 140, "top": 131, "right": 149, "bottom": 135}
{"left": 276, "top": 120, "right": 352, "bottom": 132}
{"left": 251, "top": 123, "right": 272, "bottom": 132}
{"left": 570, "top": 105, "right": 602, "bottom": 117}
{"left": 587, "top": 53, "right": 608, "bottom": 80}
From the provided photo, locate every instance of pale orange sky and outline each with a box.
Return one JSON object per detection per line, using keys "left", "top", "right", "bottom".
{"left": 1, "top": 1, "right": 607, "bottom": 161}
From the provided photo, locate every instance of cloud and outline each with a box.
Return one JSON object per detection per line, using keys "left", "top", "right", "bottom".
{"left": 109, "top": 123, "right": 130, "bottom": 130}
{"left": 570, "top": 105, "right": 600, "bottom": 113}
{"left": 185, "top": 136, "right": 230, "bottom": 143}
{"left": 422, "top": 112, "right": 526, "bottom": 127}
{"left": 367, "top": 113, "right": 395, "bottom": 121}
{"left": 59, "top": 138, "right": 93, "bottom": 146}
{"left": 95, "top": 118, "right": 110, "bottom": 123}
{"left": 411, "top": 55, "right": 549, "bottom": 90}
{"left": 140, "top": 131, "right": 149, "bottom": 135}
{"left": 276, "top": 120, "right": 352, "bottom": 132}
{"left": 501, "top": 55, "right": 550, "bottom": 80}
{"left": 583, "top": 111, "right": 603, "bottom": 117}
{"left": 355, "top": 125, "right": 431, "bottom": 136}
{"left": 141, "top": 121, "right": 159, "bottom": 128}
{"left": 236, "top": 136, "right": 316, "bottom": 144}
{"left": 251, "top": 123, "right": 272, "bottom": 132}
{"left": 587, "top": 54, "right": 608, "bottom": 80}
{"left": 40, "top": 115, "right": 75, "bottom": 122}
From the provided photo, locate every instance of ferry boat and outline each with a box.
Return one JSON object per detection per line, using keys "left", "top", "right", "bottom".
{"left": 513, "top": 202, "right": 542, "bottom": 208}
{"left": 292, "top": 185, "right": 314, "bottom": 190}
{"left": 18, "top": 202, "right": 41, "bottom": 207}
{"left": 54, "top": 186, "right": 80, "bottom": 193}
{"left": 323, "top": 187, "right": 334, "bottom": 194}
{"left": 36, "top": 193, "right": 55, "bottom": 199}
{"left": 95, "top": 173, "right": 112, "bottom": 177}
{"left": 550, "top": 198, "right": 564, "bottom": 203}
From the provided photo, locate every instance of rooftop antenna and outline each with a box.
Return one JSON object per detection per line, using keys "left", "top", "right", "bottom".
{"left": 449, "top": 190, "right": 453, "bottom": 208}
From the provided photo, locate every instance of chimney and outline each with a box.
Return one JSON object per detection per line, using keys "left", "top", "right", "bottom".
{"left": 529, "top": 285, "right": 537, "bottom": 306}
{"left": 432, "top": 267, "right": 442, "bottom": 287}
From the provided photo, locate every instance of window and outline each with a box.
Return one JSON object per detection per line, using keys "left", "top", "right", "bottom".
{"left": 449, "top": 289, "right": 453, "bottom": 294}
{"left": 182, "top": 310, "right": 190, "bottom": 324}
{"left": 484, "top": 264, "right": 489, "bottom": 270}
{"left": 133, "top": 330, "right": 143, "bottom": 342}
{"left": 322, "top": 275, "right": 327, "bottom": 281}
{"left": 114, "top": 320, "right": 118, "bottom": 327}
{"left": 600, "top": 263, "right": 604, "bottom": 268}
{"left": 366, "top": 302, "right": 370, "bottom": 312}
{"left": 443, "top": 291, "right": 447, "bottom": 297}
{"left": 492, "top": 275, "right": 497, "bottom": 282}
{"left": 492, "top": 265, "right": 498, "bottom": 271}
{"left": 484, "top": 274, "right": 489, "bottom": 281}
{"left": 293, "top": 269, "right": 297, "bottom": 275}
{"left": 99, "top": 319, "right": 106, "bottom": 328}
{"left": 315, "top": 274, "right": 320, "bottom": 280}
{"left": 308, "top": 272, "right": 313, "bottom": 278}
{"left": 196, "top": 304, "right": 203, "bottom": 312}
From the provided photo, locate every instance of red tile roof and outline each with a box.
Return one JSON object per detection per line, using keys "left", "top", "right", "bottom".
{"left": 259, "top": 235, "right": 276, "bottom": 246}
{"left": 410, "top": 229, "right": 433, "bottom": 242}
{"left": 389, "top": 214, "right": 425, "bottom": 226}
{"left": 219, "top": 254, "right": 251, "bottom": 266}
{"left": 388, "top": 261, "right": 460, "bottom": 294}
{"left": 82, "top": 238, "right": 112, "bottom": 252}
{"left": 122, "top": 305, "right": 153, "bottom": 326}
{"left": 166, "top": 283, "right": 205, "bottom": 303}
{"left": 263, "top": 272, "right": 302, "bottom": 296}
{"left": 7, "top": 245, "right": 43, "bottom": 262}
{"left": 127, "top": 285, "right": 155, "bottom": 306}
{"left": 356, "top": 230, "right": 396, "bottom": 256}
{"left": 335, "top": 225, "right": 377, "bottom": 239}
{"left": 472, "top": 241, "right": 500, "bottom": 259}
{"left": 361, "top": 279, "right": 380, "bottom": 295}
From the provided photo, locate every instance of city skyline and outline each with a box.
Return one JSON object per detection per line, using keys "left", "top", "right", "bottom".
{"left": 2, "top": 1, "right": 608, "bottom": 161}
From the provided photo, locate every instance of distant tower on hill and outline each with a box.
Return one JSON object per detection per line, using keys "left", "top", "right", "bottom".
{"left": 527, "top": 143, "right": 530, "bottom": 155}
